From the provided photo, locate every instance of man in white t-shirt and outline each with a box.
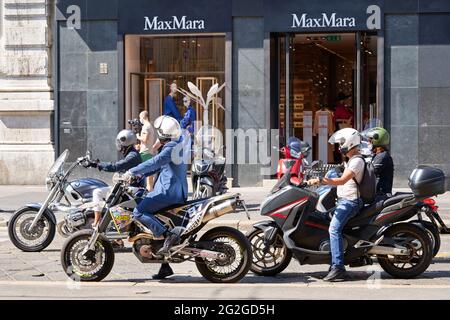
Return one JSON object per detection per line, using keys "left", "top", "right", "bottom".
{"left": 308, "top": 128, "right": 364, "bottom": 282}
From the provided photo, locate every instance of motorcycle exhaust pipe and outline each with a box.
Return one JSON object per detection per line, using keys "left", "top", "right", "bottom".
{"left": 203, "top": 199, "right": 237, "bottom": 223}
{"left": 367, "top": 245, "right": 409, "bottom": 256}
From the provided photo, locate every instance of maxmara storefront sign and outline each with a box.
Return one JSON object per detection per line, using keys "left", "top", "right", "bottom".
{"left": 291, "top": 6, "right": 381, "bottom": 30}
{"left": 144, "top": 16, "right": 205, "bottom": 31}
{"left": 264, "top": 1, "right": 383, "bottom": 32}
{"left": 118, "top": 0, "right": 231, "bottom": 34}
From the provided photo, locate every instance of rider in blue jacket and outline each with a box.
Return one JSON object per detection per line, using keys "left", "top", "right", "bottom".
{"left": 125, "top": 115, "right": 188, "bottom": 279}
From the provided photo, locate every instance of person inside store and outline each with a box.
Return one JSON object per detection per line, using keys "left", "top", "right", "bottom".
{"left": 365, "top": 127, "right": 394, "bottom": 196}
{"left": 163, "top": 82, "right": 183, "bottom": 122}
{"left": 137, "top": 111, "right": 157, "bottom": 191}
{"left": 180, "top": 96, "right": 197, "bottom": 160}
{"left": 124, "top": 115, "right": 188, "bottom": 280}
{"left": 307, "top": 128, "right": 364, "bottom": 282}
{"left": 333, "top": 92, "right": 353, "bottom": 130}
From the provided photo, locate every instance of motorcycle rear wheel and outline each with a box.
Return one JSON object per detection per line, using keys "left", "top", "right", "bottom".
{"left": 61, "top": 229, "right": 114, "bottom": 282}
{"left": 195, "top": 226, "right": 252, "bottom": 283}
{"left": 8, "top": 207, "right": 55, "bottom": 252}
{"left": 411, "top": 220, "right": 440, "bottom": 257}
{"left": 247, "top": 228, "right": 292, "bottom": 276}
{"left": 377, "top": 223, "right": 433, "bottom": 279}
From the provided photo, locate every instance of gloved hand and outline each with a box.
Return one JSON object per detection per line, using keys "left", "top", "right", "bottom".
{"left": 82, "top": 159, "right": 99, "bottom": 169}
{"left": 121, "top": 170, "right": 134, "bottom": 184}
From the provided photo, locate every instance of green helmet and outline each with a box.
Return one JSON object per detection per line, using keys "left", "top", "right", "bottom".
{"left": 366, "top": 127, "right": 390, "bottom": 147}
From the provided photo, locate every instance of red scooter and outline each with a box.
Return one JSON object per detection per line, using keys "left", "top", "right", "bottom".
{"left": 276, "top": 137, "right": 311, "bottom": 185}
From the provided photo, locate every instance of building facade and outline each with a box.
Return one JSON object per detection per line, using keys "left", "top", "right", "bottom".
{"left": 3, "top": 0, "right": 449, "bottom": 188}
{"left": 0, "top": 0, "right": 55, "bottom": 184}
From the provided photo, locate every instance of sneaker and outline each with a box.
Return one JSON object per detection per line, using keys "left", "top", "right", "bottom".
{"left": 323, "top": 267, "right": 350, "bottom": 282}
{"left": 152, "top": 263, "right": 174, "bottom": 280}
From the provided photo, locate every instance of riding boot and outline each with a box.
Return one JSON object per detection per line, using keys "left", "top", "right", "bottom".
{"left": 152, "top": 263, "right": 174, "bottom": 280}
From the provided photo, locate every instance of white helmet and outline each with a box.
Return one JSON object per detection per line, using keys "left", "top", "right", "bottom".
{"left": 328, "top": 128, "right": 361, "bottom": 155}
{"left": 116, "top": 129, "right": 137, "bottom": 151}
{"left": 154, "top": 115, "right": 182, "bottom": 141}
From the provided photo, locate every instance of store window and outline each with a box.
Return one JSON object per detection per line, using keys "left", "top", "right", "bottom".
{"left": 125, "top": 34, "right": 226, "bottom": 134}
{"left": 273, "top": 32, "right": 380, "bottom": 164}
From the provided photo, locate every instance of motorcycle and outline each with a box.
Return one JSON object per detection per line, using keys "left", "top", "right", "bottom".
{"left": 61, "top": 173, "right": 253, "bottom": 283}
{"left": 247, "top": 161, "right": 443, "bottom": 279}
{"left": 276, "top": 137, "right": 311, "bottom": 186}
{"left": 192, "top": 146, "right": 228, "bottom": 199}
{"left": 8, "top": 150, "right": 109, "bottom": 252}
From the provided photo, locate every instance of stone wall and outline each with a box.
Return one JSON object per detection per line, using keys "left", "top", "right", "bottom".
{"left": 0, "top": 0, "right": 55, "bottom": 185}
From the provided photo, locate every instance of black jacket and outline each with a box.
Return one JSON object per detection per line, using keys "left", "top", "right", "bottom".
{"left": 98, "top": 147, "right": 144, "bottom": 187}
{"left": 372, "top": 150, "right": 394, "bottom": 195}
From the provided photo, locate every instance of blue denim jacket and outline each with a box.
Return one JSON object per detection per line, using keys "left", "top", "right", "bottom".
{"left": 129, "top": 140, "right": 188, "bottom": 204}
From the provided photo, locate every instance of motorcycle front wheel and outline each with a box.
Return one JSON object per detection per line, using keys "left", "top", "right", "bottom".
{"left": 8, "top": 207, "right": 56, "bottom": 252}
{"left": 247, "top": 228, "right": 292, "bottom": 276}
{"left": 61, "top": 229, "right": 114, "bottom": 282}
{"left": 195, "top": 226, "right": 252, "bottom": 283}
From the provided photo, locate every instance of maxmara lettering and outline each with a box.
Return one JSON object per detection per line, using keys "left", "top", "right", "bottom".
{"left": 292, "top": 13, "right": 356, "bottom": 28}
{"left": 144, "top": 16, "right": 205, "bottom": 31}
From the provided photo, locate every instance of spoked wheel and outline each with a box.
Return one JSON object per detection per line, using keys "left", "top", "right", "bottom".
{"left": 377, "top": 223, "right": 433, "bottom": 279}
{"left": 61, "top": 229, "right": 114, "bottom": 282}
{"left": 195, "top": 226, "right": 252, "bottom": 283}
{"left": 247, "top": 228, "right": 292, "bottom": 276}
{"left": 8, "top": 208, "right": 56, "bottom": 252}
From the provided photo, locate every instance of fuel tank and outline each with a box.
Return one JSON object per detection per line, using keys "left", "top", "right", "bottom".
{"left": 66, "top": 178, "right": 108, "bottom": 202}
{"left": 261, "top": 185, "right": 316, "bottom": 227}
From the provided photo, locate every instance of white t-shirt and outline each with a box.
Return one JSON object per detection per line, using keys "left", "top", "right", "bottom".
{"left": 139, "top": 123, "right": 156, "bottom": 155}
{"left": 337, "top": 156, "right": 365, "bottom": 200}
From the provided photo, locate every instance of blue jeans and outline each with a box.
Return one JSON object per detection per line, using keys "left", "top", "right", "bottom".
{"left": 132, "top": 195, "right": 173, "bottom": 237}
{"left": 329, "top": 198, "right": 363, "bottom": 270}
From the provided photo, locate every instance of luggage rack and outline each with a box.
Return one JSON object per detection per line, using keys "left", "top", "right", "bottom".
{"left": 306, "top": 163, "right": 342, "bottom": 179}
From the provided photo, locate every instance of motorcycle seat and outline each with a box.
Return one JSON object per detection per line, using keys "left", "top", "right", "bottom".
{"left": 158, "top": 198, "right": 206, "bottom": 212}
{"left": 383, "top": 193, "right": 414, "bottom": 207}
{"left": 346, "top": 200, "right": 384, "bottom": 227}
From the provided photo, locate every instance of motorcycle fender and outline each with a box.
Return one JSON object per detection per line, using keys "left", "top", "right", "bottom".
{"left": 199, "top": 176, "right": 215, "bottom": 188}
{"left": 376, "top": 222, "right": 426, "bottom": 239}
{"left": 253, "top": 220, "right": 280, "bottom": 245}
{"left": 23, "top": 203, "right": 57, "bottom": 225}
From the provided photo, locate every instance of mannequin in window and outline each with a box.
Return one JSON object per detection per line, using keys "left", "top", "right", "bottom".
{"left": 313, "top": 104, "right": 335, "bottom": 163}
{"left": 163, "top": 82, "right": 182, "bottom": 122}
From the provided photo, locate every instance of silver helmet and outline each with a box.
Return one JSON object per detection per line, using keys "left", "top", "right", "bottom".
{"left": 116, "top": 129, "right": 137, "bottom": 151}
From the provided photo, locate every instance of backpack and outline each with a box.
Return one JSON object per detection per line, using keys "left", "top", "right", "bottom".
{"left": 351, "top": 155, "right": 376, "bottom": 204}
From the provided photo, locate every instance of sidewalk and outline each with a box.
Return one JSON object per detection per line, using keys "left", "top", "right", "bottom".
{"left": 1, "top": 185, "right": 450, "bottom": 228}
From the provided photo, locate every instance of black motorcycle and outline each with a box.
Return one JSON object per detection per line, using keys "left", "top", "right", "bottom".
{"left": 247, "top": 161, "right": 445, "bottom": 279}
{"left": 192, "top": 146, "right": 228, "bottom": 199}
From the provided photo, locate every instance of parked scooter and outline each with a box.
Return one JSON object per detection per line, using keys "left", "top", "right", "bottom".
{"left": 7, "top": 150, "right": 108, "bottom": 252}
{"left": 247, "top": 161, "right": 444, "bottom": 279}
{"left": 61, "top": 173, "right": 252, "bottom": 283}
{"left": 192, "top": 145, "right": 228, "bottom": 199}
{"left": 275, "top": 137, "right": 311, "bottom": 186}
